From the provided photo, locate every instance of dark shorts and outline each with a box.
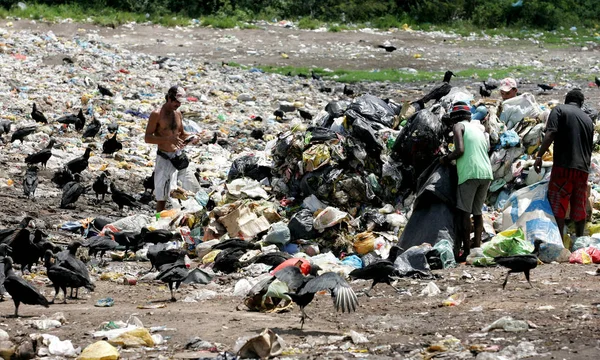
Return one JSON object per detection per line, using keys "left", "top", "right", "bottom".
{"left": 456, "top": 179, "right": 491, "bottom": 216}
{"left": 547, "top": 166, "right": 589, "bottom": 222}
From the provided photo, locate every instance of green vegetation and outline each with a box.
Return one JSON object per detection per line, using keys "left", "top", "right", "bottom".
{"left": 0, "top": 1, "right": 598, "bottom": 47}
{"left": 224, "top": 63, "right": 537, "bottom": 84}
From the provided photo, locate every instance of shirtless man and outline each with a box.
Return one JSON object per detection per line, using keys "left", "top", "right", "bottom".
{"left": 145, "top": 86, "right": 200, "bottom": 212}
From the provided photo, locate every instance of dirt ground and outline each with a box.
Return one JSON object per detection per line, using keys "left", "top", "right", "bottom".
{"left": 0, "top": 20, "right": 599, "bottom": 359}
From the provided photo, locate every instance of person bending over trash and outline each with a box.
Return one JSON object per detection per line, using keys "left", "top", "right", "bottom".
{"left": 534, "top": 89, "right": 593, "bottom": 237}
{"left": 145, "top": 85, "right": 201, "bottom": 212}
{"left": 441, "top": 102, "right": 493, "bottom": 261}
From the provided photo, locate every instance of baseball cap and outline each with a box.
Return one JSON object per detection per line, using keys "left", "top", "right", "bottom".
{"left": 499, "top": 78, "right": 517, "bottom": 92}
{"left": 167, "top": 85, "right": 187, "bottom": 103}
{"left": 471, "top": 105, "right": 488, "bottom": 121}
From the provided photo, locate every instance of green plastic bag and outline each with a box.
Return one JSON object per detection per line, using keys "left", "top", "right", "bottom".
{"left": 482, "top": 228, "right": 534, "bottom": 258}
{"left": 433, "top": 238, "right": 456, "bottom": 269}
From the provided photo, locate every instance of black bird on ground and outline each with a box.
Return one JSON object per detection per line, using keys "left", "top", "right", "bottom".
{"left": 56, "top": 113, "right": 79, "bottom": 127}
{"left": 285, "top": 270, "right": 359, "bottom": 329}
{"left": 311, "top": 71, "right": 322, "bottom": 80}
{"left": 0, "top": 120, "right": 11, "bottom": 136}
{"left": 319, "top": 86, "right": 332, "bottom": 93}
{"left": 60, "top": 175, "right": 86, "bottom": 209}
{"left": 349, "top": 260, "right": 400, "bottom": 296}
{"left": 98, "top": 84, "right": 114, "bottom": 97}
{"left": 343, "top": 84, "right": 355, "bottom": 97}
{"left": 82, "top": 117, "right": 101, "bottom": 139}
{"left": 244, "top": 265, "right": 308, "bottom": 309}
{"left": 155, "top": 250, "right": 188, "bottom": 301}
{"left": 66, "top": 148, "right": 92, "bottom": 174}
{"left": 594, "top": 76, "right": 600, "bottom": 88}
{"left": 143, "top": 172, "right": 155, "bottom": 193}
{"left": 51, "top": 167, "right": 74, "bottom": 188}
{"left": 75, "top": 109, "right": 86, "bottom": 131}
{"left": 0, "top": 216, "right": 34, "bottom": 244}
{"left": 479, "top": 85, "right": 492, "bottom": 98}
{"left": 56, "top": 241, "right": 94, "bottom": 299}
{"left": 139, "top": 227, "right": 176, "bottom": 245}
{"left": 102, "top": 133, "right": 123, "bottom": 155}
{"left": 45, "top": 250, "right": 94, "bottom": 303}
{"left": 31, "top": 103, "right": 48, "bottom": 124}
{"left": 2, "top": 256, "right": 49, "bottom": 317}
{"left": 23, "top": 166, "right": 39, "bottom": 200}
{"left": 107, "top": 121, "right": 119, "bottom": 134}
{"left": 62, "top": 57, "right": 74, "bottom": 64}
{"left": 84, "top": 235, "right": 117, "bottom": 259}
{"left": 110, "top": 182, "right": 140, "bottom": 211}
{"left": 11, "top": 126, "right": 37, "bottom": 143}
{"left": 537, "top": 83, "right": 554, "bottom": 92}
{"left": 417, "top": 70, "right": 455, "bottom": 104}
{"left": 483, "top": 81, "right": 497, "bottom": 91}
{"left": 273, "top": 109, "right": 285, "bottom": 120}
{"left": 92, "top": 171, "right": 110, "bottom": 201}
{"left": 5, "top": 228, "right": 38, "bottom": 273}
{"left": 495, "top": 240, "right": 543, "bottom": 290}
{"left": 377, "top": 44, "right": 397, "bottom": 52}
{"left": 250, "top": 129, "right": 264, "bottom": 140}
{"left": 25, "top": 138, "right": 55, "bottom": 168}
{"left": 298, "top": 109, "right": 313, "bottom": 121}
{"left": 147, "top": 243, "right": 180, "bottom": 272}
{"left": 110, "top": 231, "right": 141, "bottom": 256}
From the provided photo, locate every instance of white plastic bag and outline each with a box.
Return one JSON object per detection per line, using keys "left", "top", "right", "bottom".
{"left": 313, "top": 207, "right": 348, "bottom": 231}
{"left": 500, "top": 93, "right": 542, "bottom": 129}
{"left": 501, "top": 181, "right": 564, "bottom": 262}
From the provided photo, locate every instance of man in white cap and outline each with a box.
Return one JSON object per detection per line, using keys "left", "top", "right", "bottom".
{"left": 145, "top": 85, "right": 200, "bottom": 212}
{"left": 498, "top": 77, "right": 518, "bottom": 101}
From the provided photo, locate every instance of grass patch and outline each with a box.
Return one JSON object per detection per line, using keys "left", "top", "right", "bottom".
{"left": 298, "top": 17, "right": 322, "bottom": 30}
{"left": 201, "top": 15, "right": 238, "bottom": 29}
{"left": 226, "top": 64, "right": 538, "bottom": 84}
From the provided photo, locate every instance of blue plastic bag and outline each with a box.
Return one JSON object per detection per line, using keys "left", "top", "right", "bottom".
{"left": 341, "top": 255, "right": 363, "bottom": 269}
{"left": 500, "top": 130, "right": 520, "bottom": 148}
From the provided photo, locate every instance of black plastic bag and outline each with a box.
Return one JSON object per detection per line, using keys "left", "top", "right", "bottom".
{"left": 385, "top": 99, "right": 403, "bottom": 116}
{"left": 358, "top": 209, "right": 387, "bottom": 232}
{"left": 325, "top": 100, "right": 350, "bottom": 118}
{"left": 391, "top": 109, "right": 443, "bottom": 171}
{"left": 227, "top": 155, "right": 272, "bottom": 182}
{"left": 360, "top": 251, "right": 382, "bottom": 267}
{"left": 288, "top": 209, "right": 318, "bottom": 240}
{"left": 305, "top": 126, "right": 338, "bottom": 143}
{"left": 393, "top": 244, "right": 434, "bottom": 278}
{"left": 346, "top": 113, "right": 383, "bottom": 154}
{"left": 347, "top": 94, "right": 395, "bottom": 128}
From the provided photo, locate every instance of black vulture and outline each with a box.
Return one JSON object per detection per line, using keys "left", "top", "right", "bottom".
{"left": 2, "top": 256, "right": 49, "bottom": 317}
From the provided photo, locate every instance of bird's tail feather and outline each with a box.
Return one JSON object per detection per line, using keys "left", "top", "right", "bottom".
{"left": 335, "top": 287, "right": 358, "bottom": 313}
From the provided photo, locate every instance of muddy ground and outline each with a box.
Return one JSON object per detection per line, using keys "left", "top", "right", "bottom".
{"left": 0, "top": 20, "right": 599, "bottom": 359}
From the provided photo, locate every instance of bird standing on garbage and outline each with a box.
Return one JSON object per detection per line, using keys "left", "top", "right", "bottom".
{"left": 10, "top": 126, "right": 37, "bottom": 143}
{"left": 285, "top": 271, "right": 359, "bottom": 329}
{"left": 23, "top": 166, "right": 39, "bottom": 200}
{"left": 479, "top": 86, "right": 491, "bottom": 98}
{"left": 84, "top": 235, "right": 117, "bottom": 259}
{"left": 139, "top": 227, "right": 177, "bottom": 245}
{"left": 66, "top": 148, "right": 92, "bottom": 174}
{"left": 0, "top": 217, "right": 34, "bottom": 244}
{"left": 31, "top": 103, "right": 47, "bottom": 124}
{"left": 56, "top": 241, "right": 94, "bottom": 299}
{"left": 25, "top": 138, "right": 55, "bottom": 168}
{"left": 110, "top": 182, "right": 141, "bottom": 211}
{"left": 595, "top": 76, "right": 600, "bottom": 88}
{"left": 417, "top": 70, "right": 455, "bottom": 104}
{"left": 45, "top": 250, "right": 94, "bottom": 303}
{"left": 483, "top": 81, "right": 497, "bottom": 91}
{"left": 82, "top": 117, "right": 101, "bottom": 139}
{"left": 155, "top": 250, "right": 188, "bottom": 301}
{"left": 147, "top": 243, "right": 180, "bottom": 272}
{"left": 538, "top": 83, "right": 554, "bottom": 92}
{"left": 60, "top": 174, "right": 86, "bottom": 209}
{"left": 494, "top": 239, "right": 543, "bottom": 289}
{"left": 51, "top": 167, "right": 74, "bottom": 188}
{"left": 92, "top": 171, "right": 110, "bottom": 201}
{"left": 98, "top": 84, "right": 114, "bottom": 97}
{"left": 2, "top": 256, "right": 49, "bottom": 317}
{"left": 75, "top": 109, "right": 86, "bottom": 131}
{"left": 102, "top": 133, "right": 123, "bottom": 155}
{"left": 298, "top": 109, "right": 313, "bottom": 121}
{"left": 377, "top": 44, "right": 397, "bottom": 52}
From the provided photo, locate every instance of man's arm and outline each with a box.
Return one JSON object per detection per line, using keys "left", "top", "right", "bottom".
{"left": 446, "top": 123, "right": 465, "bottom": 162}
{"left": 145, "top": 111, "right": 165, "bottom": 146}
{"left": 533, "top": 130, "right": 555, "bottom": 173}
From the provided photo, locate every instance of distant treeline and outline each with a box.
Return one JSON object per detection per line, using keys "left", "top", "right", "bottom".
{"left": 2, "top": 0, "right": 598, "bottom": 30}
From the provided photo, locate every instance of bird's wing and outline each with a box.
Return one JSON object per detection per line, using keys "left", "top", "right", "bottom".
{"left": 4, "top": 275, "right": 49, "bottom": 306}
{"left": 300, "top": 272, "right": 358, "bottom": 313}
{"left": 274, "top": 266, "right": 306, "bottom": 291}
{"left": 246, "top": 273, "right": 275, "bottom": 296}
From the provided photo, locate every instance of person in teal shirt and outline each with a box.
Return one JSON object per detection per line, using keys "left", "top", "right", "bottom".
{"left": 441, "top": 102, "right": 493, "bottom": 261}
